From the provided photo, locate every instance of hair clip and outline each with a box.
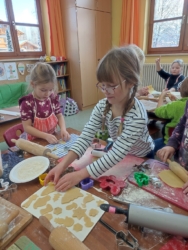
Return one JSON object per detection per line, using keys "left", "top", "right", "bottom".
{"left": 120, "top": 117, "right": 125, "bottom": 122}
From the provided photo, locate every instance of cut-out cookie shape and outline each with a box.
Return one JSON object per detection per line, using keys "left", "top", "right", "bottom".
{"left": 84, "top": 215, "right": 94, "bottom": 228}
{"left": 33, "top": 195, "right": 51, "bottom": 209}
{"left": 66, "top": 202, "right": 77, "bottom": 210}
{"left": 40, "top": 204, "right": 53, "bottom": 215}
{"left": 83, "top": 194, "right": 94, "bottom": 204}
{"left": 73, "top": 223, "right": 83, "bottom": 232}
{"left": 73, "top": 207, "right": 86, "bottom": 219}
{"left": 22, "top": 194, "right": 38, "bottom": 208}
{"left": 89, "top": 209, "right": 99, "bottom": 217}
{"left": 61, "top": 188, "right": 83, "bottom": 204}
{"left": 53, "top": 193, "right": 61, "bottom": 202}
{"left": 41, "top": 183, "right": 55, "bottom": 196}
{"left": 54, "top": 216, "right": 74, "bottom": 227}
{"left": 44, "top": 213, "right": 53, "bottom": 221}
{"left": 54, "top": 207, "right": 62, "bottom": 215}
{"left": 96, "top": 200, "right": 105, "bottom": 207}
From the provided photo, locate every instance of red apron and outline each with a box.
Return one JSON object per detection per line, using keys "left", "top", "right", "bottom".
{"left": 28, "top": 97, "right": 58, "bottom": 141}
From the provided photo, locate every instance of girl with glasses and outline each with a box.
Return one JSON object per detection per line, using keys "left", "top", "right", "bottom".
{"left": 44, "top": 45, "right": 154, "bottom": 191}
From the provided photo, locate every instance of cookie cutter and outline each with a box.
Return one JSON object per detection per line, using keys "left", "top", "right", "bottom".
{"left": 150, "top": 176, "right": 162, "bottom": 188}
{"left": 98, "top": 175, "right": 127, "bottom": 196}
{"left": 80, "top": 178, "right": 94, "bottom": 190}
{"left": 0, "top": 179, "right": 17, "bottom": 200}
{"left": 39, "top": 173, "right": 47, "bottom": 186}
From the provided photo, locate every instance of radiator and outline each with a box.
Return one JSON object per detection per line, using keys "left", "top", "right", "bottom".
{"left": 141, "top": 63, "right": 188, "bottom": 91}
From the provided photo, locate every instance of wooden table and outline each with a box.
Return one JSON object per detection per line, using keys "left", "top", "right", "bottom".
{"left": 0, "top": 106, "right": 21, "bottom": 142}
{"left": 4, "top": 128, "right": 188, "bottom": 250}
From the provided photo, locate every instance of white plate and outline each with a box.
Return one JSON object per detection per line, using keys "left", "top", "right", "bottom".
{"left": 9, "top": 156, "right": 49, "bottom": 183}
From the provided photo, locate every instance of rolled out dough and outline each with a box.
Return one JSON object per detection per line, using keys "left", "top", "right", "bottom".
{"left": 158, "top": 170, "right": 184, "bottom": 188}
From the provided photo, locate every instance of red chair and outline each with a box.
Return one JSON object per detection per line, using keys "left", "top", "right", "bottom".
{"left": 3, "top": 123, "right": 24, "bottom": 147}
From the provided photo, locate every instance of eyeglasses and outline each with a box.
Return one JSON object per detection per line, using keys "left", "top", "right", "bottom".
{"left": 96, "top": 81, "right": 124, "bottom": 94}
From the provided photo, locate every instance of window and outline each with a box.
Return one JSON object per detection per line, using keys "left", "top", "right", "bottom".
{"left": 148, "top": 0, "right": 188, "bottom": 54}
{"left": 0, "top": 0, "right": 45, "bottom": 58}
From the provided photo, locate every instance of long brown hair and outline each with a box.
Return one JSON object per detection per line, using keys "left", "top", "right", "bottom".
{"left": 97, "top": 45, "right": 141, "bottom": 135}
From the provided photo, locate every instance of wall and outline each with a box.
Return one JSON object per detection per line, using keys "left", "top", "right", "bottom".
{"left": 112, "top": 0, "right": 188, "bottom": 64}
{"left": 0, "top": 60, "right": 38, "bottom": 85}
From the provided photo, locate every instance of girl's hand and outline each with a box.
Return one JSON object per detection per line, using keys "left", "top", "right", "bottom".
{"left": 155, "top": 57, "right": 161, "bottom": 64}
{"left": 46, "top": 134, "right": 58, "bottom": 144}
{"left": 61, "top": 129, "right": 70, "bottom": 141}
{"left": 55, "top": 168, "right": 89, "bottom": 192}
{"left": 160, "top": 88, "right": 169, "bottom": 99}
{"left": 138, "top": 87, "right": 149, "bottom": 96}
{"left": 183, "top": 180, "right": 188, "bottom": 195}
{"left": 157, "top": 146, "right": 175, "bottom": 163}
{"left": 44, "top": 164, "right": 64, "bottom": 186}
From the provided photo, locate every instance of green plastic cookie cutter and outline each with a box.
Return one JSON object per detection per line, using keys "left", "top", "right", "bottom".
{"left": 134, "top": 172, "right": 149, "bottom": 187}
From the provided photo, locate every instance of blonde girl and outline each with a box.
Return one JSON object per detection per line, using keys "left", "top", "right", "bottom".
{"left": 155, "top": 58, "right": 185, "bottom": 91}
{"left": 19, "top": 63, "right": 70, "bottom": 144}
{"left": 44, "top": 45, "right": 154, "bottom": 191}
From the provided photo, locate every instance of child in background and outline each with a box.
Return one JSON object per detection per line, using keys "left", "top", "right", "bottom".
{"left": 154, "top": 78, "right": 188, "bottom": 153}
{"left": 19, "top": 63, "right": 70, "bottom": 144}
{"left": 44, "top": 45, "right": 154, "bottom": 191}
{"left": 155, "top": 57, "right": 185, "bottom": 91}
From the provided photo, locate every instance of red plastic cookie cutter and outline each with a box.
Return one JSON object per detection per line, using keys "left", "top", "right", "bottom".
{"left": 97, "top": 175, "right": 127, "bottom": 196}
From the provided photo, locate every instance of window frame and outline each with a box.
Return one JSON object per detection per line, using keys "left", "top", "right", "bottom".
{"left": 148, "top": 0, "right": 188, "bottom": 54}
{"left": 0, "top": 0, "right": 46, "bottom": 59}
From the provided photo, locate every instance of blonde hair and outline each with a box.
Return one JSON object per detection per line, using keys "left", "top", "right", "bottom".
{"left": 180, "top": 77, "right": 188, "bottom": 97}
{"left": 29, "top": 62, "right": 58, "bottom": 92}
{"left": 130, "top": 44, "right": 145, "bottom": 68}
{"left": 171, "top": 59, "right": 184, "bottom": 68}
{"left": 97, "top": 45, "right": 140, "bottom": 135}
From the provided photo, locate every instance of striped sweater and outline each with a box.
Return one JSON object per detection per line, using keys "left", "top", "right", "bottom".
{"left": 71, "top": 98, "right": 154, "bottom": 178}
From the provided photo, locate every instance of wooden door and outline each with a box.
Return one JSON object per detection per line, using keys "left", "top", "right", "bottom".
{"left": 76, "top": 0, "right": 96, "bottom": 9}
{"left": 96, "top": 11, "right": 112, "bottom": 101}
{"left": 96, "top": 0, "right": 111, "bottom": 12}
{"left": 77, "top": 8, "right": 98, "bottom": 108}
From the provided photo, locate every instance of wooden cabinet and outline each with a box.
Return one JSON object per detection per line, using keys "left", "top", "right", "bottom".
{"left": 47, "top": 60, "right": 71, "bottom": 98}
{"left": 61, "top": 0, "right": 111, "bottom": 110}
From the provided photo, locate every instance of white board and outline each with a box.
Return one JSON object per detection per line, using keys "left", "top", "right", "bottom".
{"left": 21, "top": 186, "right": 108, "bottom": 241}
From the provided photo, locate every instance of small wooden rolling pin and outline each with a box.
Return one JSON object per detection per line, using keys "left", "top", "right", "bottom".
{"left": 11, "top": 138, "right": 59, "bottom": 160}
{"left": 39, "top": 216, "right": 90, "bottom": 250}
{"left": 167, "top": 159, "right": 188, "bottom": 183}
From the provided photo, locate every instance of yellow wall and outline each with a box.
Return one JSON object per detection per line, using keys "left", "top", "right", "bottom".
{"left": 112, "top": 0, "right": 188, "bottom": 63}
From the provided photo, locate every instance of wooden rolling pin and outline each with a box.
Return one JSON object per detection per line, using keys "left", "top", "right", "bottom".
{"left": 167, "top": 159, "right": 188, "bottom": 183}
{"left": 11, "top": 138, "right": 59, "bottom": 159}
{"left": 39, "top": 216, "right": 90, "bottom": 250}
{"left": 0, "top": 209, "right": 19, "bottom": 239}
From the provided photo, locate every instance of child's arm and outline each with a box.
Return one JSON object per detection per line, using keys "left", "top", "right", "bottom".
{"left": 155, "top": 57, "right": 162, "bottom": 71}
{"left": 56, "top": 113, "right": 70, "bottom": 141}
{"left": 22, "top": 119, "right": 58, "bottom": 144}
{"left": 156, "top": 89, "right": 169, "bottom": 107}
